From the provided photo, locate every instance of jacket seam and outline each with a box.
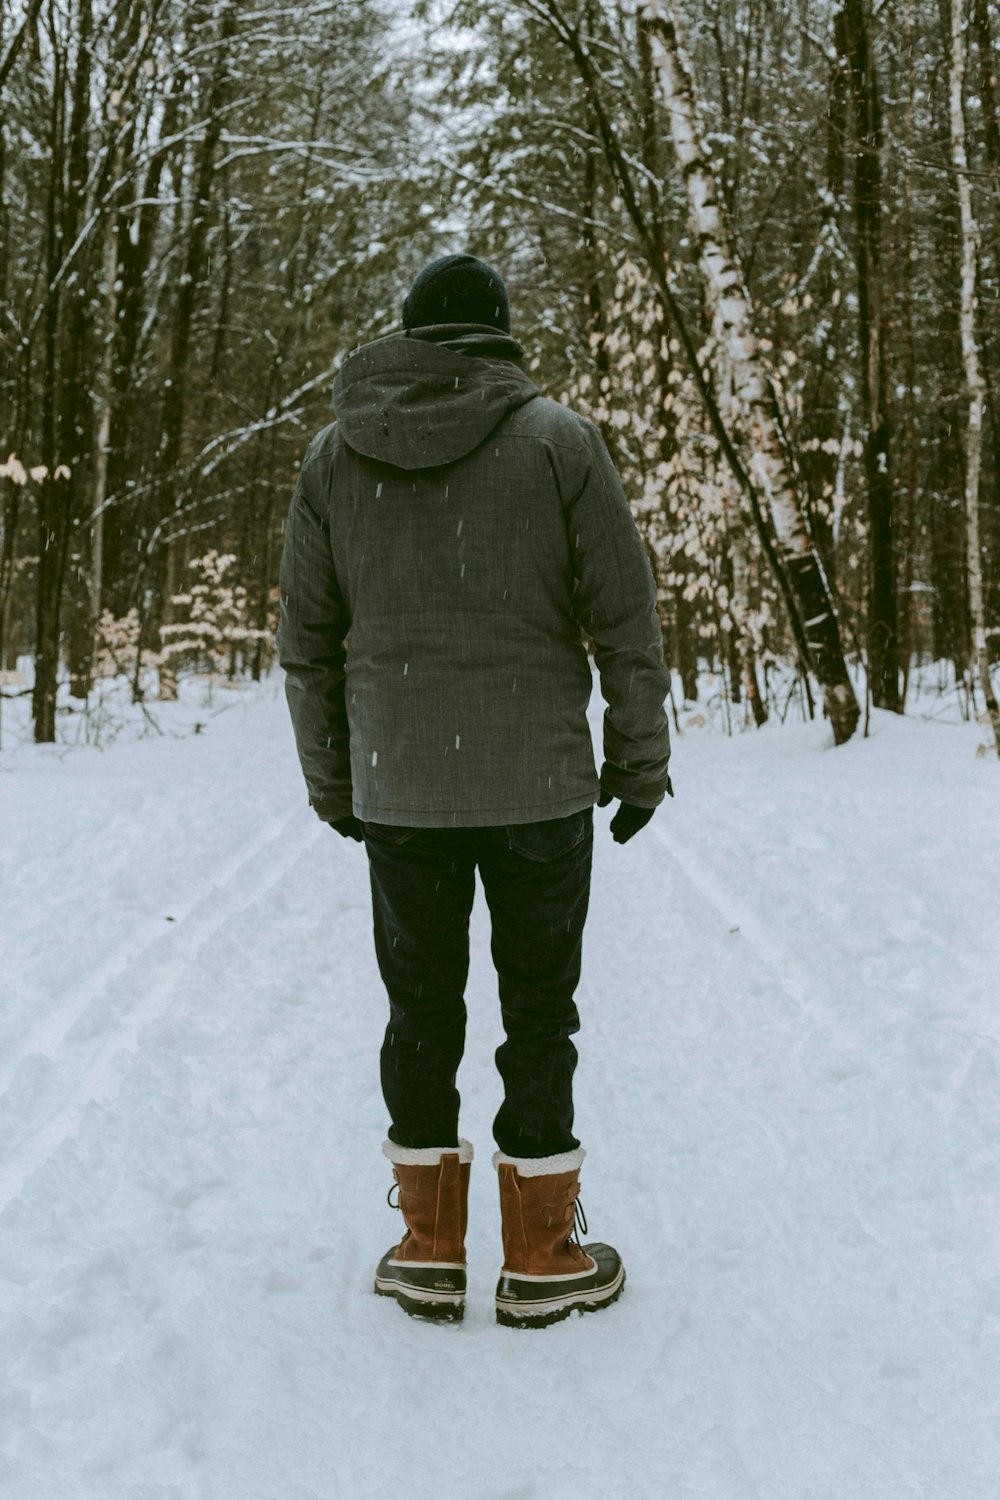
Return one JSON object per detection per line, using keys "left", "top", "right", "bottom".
{"left": 357, "top": 796, "right": 597, "bottom": 816}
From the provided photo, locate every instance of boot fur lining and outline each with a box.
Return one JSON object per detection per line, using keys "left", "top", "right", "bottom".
{"left": 382, "top": 1138, "right": 474, "bottom": 1166}
{"left": 492, "top": 1147, "right": 586, "bottom": 1176}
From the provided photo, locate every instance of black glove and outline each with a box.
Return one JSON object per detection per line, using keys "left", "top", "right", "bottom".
{"left": 328, "top": 814, "right": 364, "bottom": 842}
{"left": 597, "top": 786, "right": 656, "bottom": 845}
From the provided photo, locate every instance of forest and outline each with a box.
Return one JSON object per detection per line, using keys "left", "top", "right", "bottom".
{"left": 2, "top": 0, "right": 999, "bottom": 752}
{"left": 2, "top": 5, "right": 998, "bottom": 1487}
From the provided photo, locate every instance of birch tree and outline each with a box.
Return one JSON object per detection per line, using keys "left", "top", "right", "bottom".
{"left": 640, "top": 0, "right": 861, "bottom": 743}
{"left": 949, "top": 0, "right": 1000, "bottom": 753}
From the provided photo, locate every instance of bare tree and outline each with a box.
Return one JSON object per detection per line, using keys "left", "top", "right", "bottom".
{"left": 837, "top": 0, "right": 899, "bottom": 710}
{"left": 640, "top": 0, "right": 861, "bottom": 743}
{"left": 949, "top": 0, "right": 1000, "bottom": 752}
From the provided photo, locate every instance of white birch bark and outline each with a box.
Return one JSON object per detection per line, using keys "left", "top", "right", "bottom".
{"left": 640, "top": 0, "right": 860, "bottom": 743}
{"left": 949, "top": 0, "right": 1000, "bottom": 754}
{"left": 640, "top": 1, "right": 806, "bottom": 552}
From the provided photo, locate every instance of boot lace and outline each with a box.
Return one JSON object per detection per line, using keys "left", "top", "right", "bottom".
{"left": 387, "top": 1181, "right": 401, "bottom": 1210}
{"left": 570, "top": 1196, "right": 588, "bottom": 1246}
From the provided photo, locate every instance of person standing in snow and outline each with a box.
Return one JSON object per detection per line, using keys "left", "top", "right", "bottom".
{"left": 277, "top": 254, "right": 672, "bottom": 1327}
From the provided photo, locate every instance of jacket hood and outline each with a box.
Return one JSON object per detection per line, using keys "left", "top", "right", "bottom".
{"left": 331, "top": 324, "right": 540, "bottom": 471}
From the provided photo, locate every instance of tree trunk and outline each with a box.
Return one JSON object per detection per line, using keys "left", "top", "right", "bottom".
{"left": 104, "top": 82, "right": 181, "bottom": 618}
{"left": 58, "top": 0, "right": 96, "bottom": 705}
{"left": 840, "top": 0, "right": 899, "bottom": 711}
{"left": 973, "top": 0, "right": 1000, "bottom": 264}
{"left": 642, "top": 0, "right": 861, "bottom": 743}
{"left": 150, "top": 0, "right": 236, "bottom": 697}
{"left": 86, "top": 36, "right": 140, "bottom": 693}
{"left": 32, "top": 0, "right": 94, "bottom": 739}
{"left": 972, "top": 0, "right": 1000, "bottom": 643}
{"left": 717, "top": 354, "right": 767, "bottom": 725}
{"left": 794, "top": 39, "right": 847, "bottom": 599}
{"left": 949, "top": 0, "right": 1000, "bottom": 752}
{"left": 896, "top": 0, "right": 920, "bottom": 704}
{"left": 32, "top": 36, "right": 69, "bottom": 742}
{"left": 670, "top": 578, "right": 699, "bottom": 703}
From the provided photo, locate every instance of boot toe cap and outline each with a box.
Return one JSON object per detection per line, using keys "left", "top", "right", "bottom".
{"left": 579, "top": 1242, "right": 623, "bottom": 1283}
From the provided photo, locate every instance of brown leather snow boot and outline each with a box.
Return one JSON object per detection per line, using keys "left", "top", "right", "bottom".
{"left": 374, "top": 1139, "right": 472, "bottom": 1322}
{"left": 494, "top": 1148, "right": 625, "bottom": 1327}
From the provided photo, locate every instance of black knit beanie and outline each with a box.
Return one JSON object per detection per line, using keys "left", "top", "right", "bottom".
{"left": 402, "top": 253, "right": 510, "bottom": 333}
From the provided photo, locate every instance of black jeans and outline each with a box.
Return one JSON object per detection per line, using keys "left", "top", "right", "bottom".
{"left": 362, "top": 805, "right": 594, "bottom": 1158}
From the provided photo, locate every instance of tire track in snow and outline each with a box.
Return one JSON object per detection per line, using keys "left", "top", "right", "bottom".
{"left": 0, "top": 813, "right": 322, "bottom": 1212}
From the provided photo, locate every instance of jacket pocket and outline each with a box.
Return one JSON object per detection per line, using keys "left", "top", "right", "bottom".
{"left": 506, "top": 808, "right": 590, "bottom": 863}
{"left": 362, "top": 821, "right": 421, "bottom": 845}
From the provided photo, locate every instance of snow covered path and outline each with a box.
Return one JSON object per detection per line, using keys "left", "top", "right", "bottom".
{"left": 1, "top": 682, "right": 997, "bottom": 1499}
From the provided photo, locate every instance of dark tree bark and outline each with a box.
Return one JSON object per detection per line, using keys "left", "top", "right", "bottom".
{"left": 103, "top": 81, "right": 182, "bottom": 619}
{"left": 149, "top": 0, "right": 237, "bottom": 698}
{"left": 893, "top": 0, "right": 923, "bottom": 703}
{"left": 671, "top": 581, "right": 700, "bottom": 703}
{"left": 840, "top": 0, "right": 900, "bottom": 710}
{"left": 972, "top": 0, "right": 1000, "bottom": 643}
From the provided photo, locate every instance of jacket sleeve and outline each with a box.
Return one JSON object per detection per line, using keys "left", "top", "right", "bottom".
{"left": 564, "top": 418, "right": 673, "bottom": 808}
{"left": 276, "top": 442, "right": 353, "bottom": 823}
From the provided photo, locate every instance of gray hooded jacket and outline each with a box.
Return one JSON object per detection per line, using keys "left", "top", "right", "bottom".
{"left": 276, "top": 325, "right": 672, "bottom": 827}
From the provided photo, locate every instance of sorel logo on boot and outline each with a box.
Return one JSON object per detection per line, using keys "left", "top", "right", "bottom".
{"left": 434, "top": 1279, "right": 456, "bottom": 1291}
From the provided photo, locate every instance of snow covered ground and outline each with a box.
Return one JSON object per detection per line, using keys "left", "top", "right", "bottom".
{"left": 1, "top": 674, "right": 997, "bottom": 1499}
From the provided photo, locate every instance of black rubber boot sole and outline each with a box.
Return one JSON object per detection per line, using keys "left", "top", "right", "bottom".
{"left": 373, "top": 1249, "right": 466, "bottom": 1323}
{"left": 374, "top": 1281, "right": 465, "bottom": 1322}
{"left": 495, "top": 1243, "right": 625, "bottom": 1328}
{"left": 496, "top": 1270, "right": 625, "bottom": 1328}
